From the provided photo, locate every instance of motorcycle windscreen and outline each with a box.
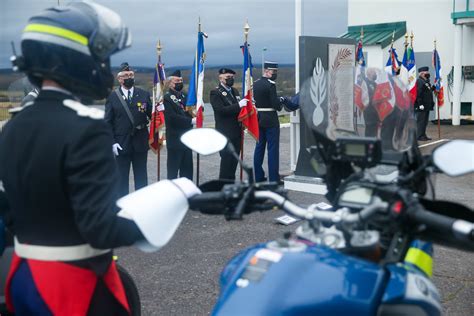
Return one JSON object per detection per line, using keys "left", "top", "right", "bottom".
{"left": 299, "top": 62, "right": 416, "bottom": 159}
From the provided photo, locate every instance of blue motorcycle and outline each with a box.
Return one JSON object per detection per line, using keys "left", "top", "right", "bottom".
{"left": 182, "top": 68, "right": 474, "bottom": 315}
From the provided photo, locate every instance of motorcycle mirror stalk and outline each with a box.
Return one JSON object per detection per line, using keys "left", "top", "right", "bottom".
{"left": 180, "top": 128, "right": 254, "bottom": 183}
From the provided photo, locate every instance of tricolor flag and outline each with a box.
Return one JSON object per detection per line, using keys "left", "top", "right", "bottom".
{"left": 400, "top": 44, "right": 417, "bottom": 105}
{"left": 385, "top": 47, "right": 401, "bottom": 76}
{"left": 432, "top": 48, "right": 444, "bottom": 107}
{"left": 148, "top": 61, "right": 166, "bottom": 152}
{"left": 354, "top": 39, "right": 369, "bottom": 111}
{"left": 238, "top": 42, "right": 259, "bottom": 140}
{"left": 186, "top": 31, "right": 207, "bottom": 128}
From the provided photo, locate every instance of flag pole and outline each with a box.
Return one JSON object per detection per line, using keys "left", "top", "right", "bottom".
{"left": 156, "top": 39, "right": 162, "bottom": 181}
{"left": 240, "top": 20, "right": 250, "bottom": 181}
{"left": 196, "top": 17, "right": 201, "bottom": 186}
{"left": 434, "top": 38, "right": 441, "bottom": 140}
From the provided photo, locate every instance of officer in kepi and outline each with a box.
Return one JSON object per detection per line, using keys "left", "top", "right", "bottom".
{"left": 414, "top": 66, "right": 435, "bottom": 141}
{"left": 105, "top": 62, "right": 152, "bottom": 197}
{"left": 253, "top": 61, "right": 293, "bottom": 183}
{"left": 210, "top": 68, "right": 248, "bottom": 180}
{"left": 0, "top": 1, "right": 151, "bottom": 313}
{"left": 164, "top": 70, "right": 195, "bottom": 180}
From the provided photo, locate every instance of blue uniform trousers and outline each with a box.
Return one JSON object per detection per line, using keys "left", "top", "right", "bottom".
{"left": 253, "top": 127, "right": 280, "bottom": 182}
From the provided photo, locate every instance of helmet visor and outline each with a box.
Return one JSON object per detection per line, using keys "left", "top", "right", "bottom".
{"left": 79, "top": 1, "right": 132, "bottom": 60}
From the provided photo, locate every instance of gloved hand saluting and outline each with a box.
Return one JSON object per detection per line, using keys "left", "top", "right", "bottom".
{"left": 239, "top": 99, "right": 248, "bottom": 108}
{"left": 419, "top": 105, "right": 425, "bottom": 111}
{"left": 112, "top": 143, "right": 123, "bottom": 156}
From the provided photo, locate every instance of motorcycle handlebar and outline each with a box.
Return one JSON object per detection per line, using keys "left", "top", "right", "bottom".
{"left": 409, "top": 205, "right": 474, "bottom": 243}
{"left": 189, "top": 192, "right": 225, "bottom": 209}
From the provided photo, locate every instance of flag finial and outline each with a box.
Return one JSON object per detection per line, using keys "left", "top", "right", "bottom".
{"left": 434, "top": 38, "right": 437, "bottom": 49}
{"left": 360, "top": 27, "right": 364, "bottom": 42}
{"left": 410, "top": 31, "right": 414, "bottom": 47}
{"left": 156, "top": 39, "right": 162, "bottom": 55}
{"left": 244, "top": 20, "right": 250, "bottom": 41}
{"left": 391, "top": 30, "right": 395, "bottom": 47}
{"left": 404, "top": 32, "right": 409, "bottom": 47}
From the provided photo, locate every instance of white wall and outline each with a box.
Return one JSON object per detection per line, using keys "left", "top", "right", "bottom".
{"left": 348, "top": 0, "right": 474, "bottom": 119}
{"left": 364, "top": 45, "right": 383, "bottom": 67}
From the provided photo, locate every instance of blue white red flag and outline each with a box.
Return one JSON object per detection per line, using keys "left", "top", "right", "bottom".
{"left": 149, "top": 61, "right": 166, "bottom": 152}
{"left": 238, "top": 42, "right": 259, "bottom": 140}
{"left": 354, "top": 40, "right": 369, "bottom": 111}
{"left": 432, "top": 48, "right": 444, "bottom": 106}
{"left": 186, "top": 31, "right": 207, "bottom": 127}
{"left": 400, "top": 44, "right": 417, "bottom": 105}
{"left": 385, "top": 47, "right": 401, "bottom": 76}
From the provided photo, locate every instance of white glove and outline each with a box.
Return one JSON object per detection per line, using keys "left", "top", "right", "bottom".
{"left": 419, "top": 105, "right": 425, "bottom": 111}
{"left": 239, "top": 99, "right": 248, "bottom": 108}
{"left": 191, "top": 118, "right": 197, "bottom": 126}
{"left": 112, "top": 143, "right": 123, "bottom": 156}
{"left": 172, "top": 177, "right": 202, "bottom": 198}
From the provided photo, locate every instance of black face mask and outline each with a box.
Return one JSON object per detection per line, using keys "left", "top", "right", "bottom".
{"left": 225, "top": 78, "right": 234, "bottom": 87}
{"left": 123, "top": 78, "right": 134, "bottom": 89}
{"left": 174, "top": 82, "right": 183, "bottom": 92}
{"left": 425, "top": 73, "right": 431, "bottom": 80}
{"left": 270, "top": 73, "right": 278, "bottom": 81}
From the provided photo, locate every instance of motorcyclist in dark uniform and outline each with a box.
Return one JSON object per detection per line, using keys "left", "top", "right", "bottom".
{"left": 0, "top": 2, "right": 146, "bottom": 314}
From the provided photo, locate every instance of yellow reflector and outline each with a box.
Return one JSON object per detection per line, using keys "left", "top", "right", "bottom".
{"left": 24, "top": 23, "right": 88, "bottom": 46}
{"left": 405, "top": 248, "right": 433, "bottom": 277}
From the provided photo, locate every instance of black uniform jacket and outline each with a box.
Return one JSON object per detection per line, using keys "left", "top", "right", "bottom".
{"left": 210, "top": 84, "right": 242, "bottom": 140}
{"left": 104, "top": 86, "right": 152, "bottom": 154}
{"left": 0, "top": 90, "right": 143, "bottom": 249}
{"left": 163, "top": 89, "right": 193, "bottom": 150}
{"left": 415, "top": 78, "right": 435, "bottom": 112}
{"left": 253, "top": 77, "right": 283, "bottom": 128}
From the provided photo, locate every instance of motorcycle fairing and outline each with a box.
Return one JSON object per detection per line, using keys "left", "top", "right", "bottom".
{"left": 380, "top": 264, "right": 441, "bottom": 316}
{"left": 213, "top": 244, "right": 386, "bottom": 316}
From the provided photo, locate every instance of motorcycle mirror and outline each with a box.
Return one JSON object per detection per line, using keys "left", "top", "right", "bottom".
{"left": 180, "top": 128, "right": 228, "bottom": 155}
{"left": 432, "top": 140, "right": 474, "bottom": 176}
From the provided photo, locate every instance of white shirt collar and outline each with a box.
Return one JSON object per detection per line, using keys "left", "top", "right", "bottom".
{"left": 121, "top": 86, "right": 134, "bottom": 97}
{"left": 42, "top": 86, "right": 72, "bottom": 96}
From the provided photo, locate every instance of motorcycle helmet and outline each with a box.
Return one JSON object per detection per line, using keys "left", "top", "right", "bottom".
{"left": 12, "top": 0, "right": 132, "bottom": 100}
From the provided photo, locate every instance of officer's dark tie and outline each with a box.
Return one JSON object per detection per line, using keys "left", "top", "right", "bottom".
{"left": 127, "top": 90, "right": 131, "bottom": 103}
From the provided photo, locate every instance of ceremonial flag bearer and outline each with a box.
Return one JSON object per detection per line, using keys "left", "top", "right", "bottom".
{"left": 163, "top": 70, "right": 195, "bottom": 180}
{"left": 253, "top": 61, "right": 285, "bottom": 183}
{"left": 210, "top": 68, "right": 248, "bottom": 180}
{"left": 105, "top": 62, "right": 153, "bottom": 197}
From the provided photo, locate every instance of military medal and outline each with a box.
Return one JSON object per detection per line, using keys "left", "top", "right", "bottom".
{"left": 222, "top": 91, "right": 227, "bottom": 96}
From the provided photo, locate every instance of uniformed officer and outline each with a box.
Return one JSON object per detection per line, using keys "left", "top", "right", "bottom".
{"left": 105, "top": 62, "right": 152, "bottom": 197}
{"left": 210, "top": 68, "right": 248, "bottom": 180}
{"left": 164, "top": 70, "right": 195, "bottom": 180}
{"left": 415, "top": 66, "right": 435, "bottom": 141}
{"left": 0, "top": 2, "right": 146, "bottom": 313}
{"left": 253, "top": 61, "right": 285, "bottom": 183}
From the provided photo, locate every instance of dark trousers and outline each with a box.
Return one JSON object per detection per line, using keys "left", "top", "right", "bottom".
{"left": 167, "top": 147, "right": 193, "bottom": 180}
{"left": 416, "top": 110, "right": 430, "bottom": 138}
{"left": 254, "top": 127, "right": 280, "bottom": 182}
{"left": 219, "top": 136, "right": 241, "bottom": 181}
{"left": 364, "top": 106, "right": 379, "bottom": 137}
{"left": 116, "top": 151, "right": 148, "bottom": 197}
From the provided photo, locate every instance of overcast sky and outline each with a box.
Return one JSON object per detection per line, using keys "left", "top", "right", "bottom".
{"left": 0, "top": 0, "right": 348, "bottom": 69}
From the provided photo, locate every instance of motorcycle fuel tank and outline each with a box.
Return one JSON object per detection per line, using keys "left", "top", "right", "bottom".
{"left": 212, "top": 242, "right": 386, "bottom": 316}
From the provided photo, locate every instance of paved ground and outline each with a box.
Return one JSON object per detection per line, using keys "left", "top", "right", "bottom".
{"left": 116, "top": 122, "right": 474, "bottom": 315}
